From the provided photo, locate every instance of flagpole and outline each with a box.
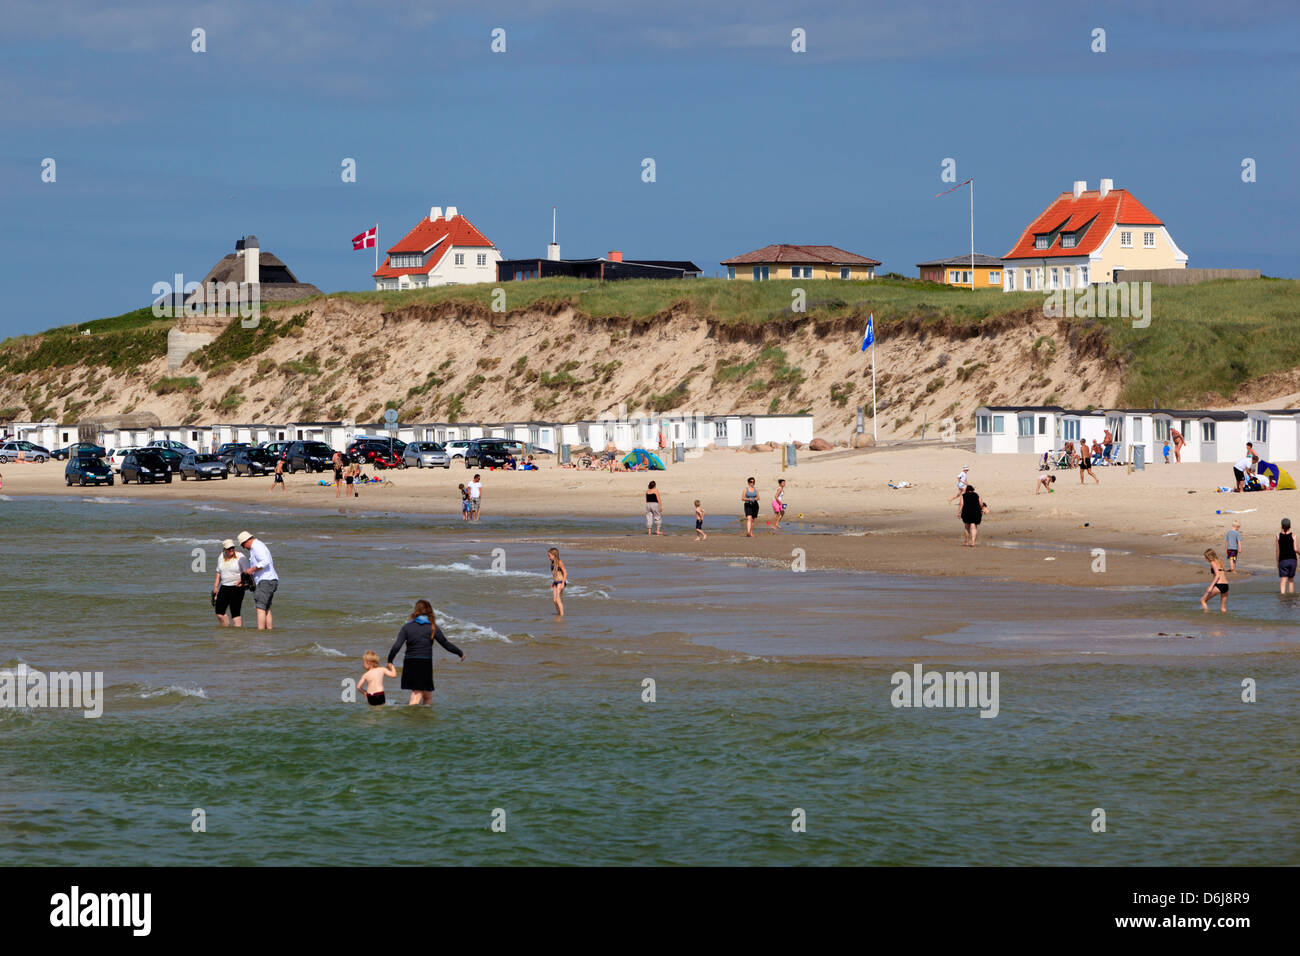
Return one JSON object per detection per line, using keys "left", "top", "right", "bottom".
{"left": 375, "top": 222, "right": 379, "bottom": 273}
{"left": 970, "top": 178, "right": 975, "bottom": 290}
{"left": 871, "top": 339, "right": 877, "bottom": 443}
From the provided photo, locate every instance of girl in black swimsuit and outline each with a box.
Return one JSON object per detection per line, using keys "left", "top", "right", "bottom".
{"left": 548, "top": 547, "right": 567, "bottom": 617}
{"left": 1200, "top": 549, "right": 1229, "bottom": 612}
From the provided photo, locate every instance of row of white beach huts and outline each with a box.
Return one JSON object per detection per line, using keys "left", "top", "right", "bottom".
{"left": 3, "top": 413, "right": 815, "bottom": 456}
{"left": 976, "top": 405, "right": 1300, "bottom": 463}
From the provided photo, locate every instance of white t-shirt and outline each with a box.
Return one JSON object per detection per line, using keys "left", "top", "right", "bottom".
{"left": 1234, "top": 457, "right": 1253, "bottom": 472}
{"left": 246, "top": 539, "right": 278, "bottom": 582}
{"left": 956, "top": 471, "right": 968, "bottom": 490}
{"left": 218, "top": 552, "right": 250, "bottom": 587}
{"left": 469, "top": 480, "right": 482, "bottom": 500}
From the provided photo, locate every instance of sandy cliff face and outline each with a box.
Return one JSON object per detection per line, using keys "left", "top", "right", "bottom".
{"left": 1, "top": 298, "right": 1130, "bottom": 439}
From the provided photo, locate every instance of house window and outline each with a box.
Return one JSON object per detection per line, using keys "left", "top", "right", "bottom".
{"left": 949, "top": 271, "right": 960, "bottom": 283}
{"left": 791, "top": 267, "right": 799, "bottom": 278}
{"left": 977, "top": 414, "right": 991, "bottom": 434}
{"left": 1024, "top": 270, "right": 1033, "bottom": 291}
{"left": 1035, "top": 236, "right": 1049, "bottom": 250}
{"left": 840, "top": 267, "right": 851, "bottom": 279}
{"left": 477, "top": 253, "right": 487, "bottom": 266}
{"left": 804, "top": 267, "right": 813, "bottom": 278}
{"left": 1064, "top": 419, "right": 1080, "bottom": 441}
{"left": 743, "top": 421, "right": 754, "bottom": 439}
{"left": 988, "top": 271, "right": 1001, "bottom": 284}
{"left": 687, "top": 420, "right": 698, "bottom": 440}
{"left": 1155, "top": 419, "right": 1170, "bottom": 441}
{"left": 1080, "top": 265, "right": 1089, "bottom": 284}
{"left": 1062, "top": 234, "right": 1076, "bottom": 248}
{"left": 727, "top": 267, "right": 736, "bottom": 279}
{"left": 752, "top": 266, "right": 769, "bottom": 281}
{"left": 993, "top": 415, "right": 1004, "bottom": 434}
{"left": 1006, "top": 269, "right": 1016, "bottom": 291}
{"left": 1143, "top": 232, "right": 1155, "bottom": 248}
{"left": 454, "top": 253, "right": 465, "bottom": 266}
{"left": 1201, "top": 421, "right": 1216, "bottom": 443}
{"left": 1038, "top": 416, "right": 1047, "bottom": 435}
{"left": 1050, "top": 268, "right": 1059, "bottom": 289}
{"left": 713, "top": 421, "right": 726, "bottom": 438}
{"left": 1018, "top": 416, "right": 1034, "bottom": 437}
{"left": 1120, "top": 231, "right": 1132, "bottom": 248}
{"left": 1063, "top": 267, "right": 1072, "bottom": 288}
{"left": 1254, "top": 418, "right": 1269, "bottom": 443}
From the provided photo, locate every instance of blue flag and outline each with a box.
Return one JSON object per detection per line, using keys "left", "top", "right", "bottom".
{"left": 861, "top": 312, "right": 874, "bottom": 351}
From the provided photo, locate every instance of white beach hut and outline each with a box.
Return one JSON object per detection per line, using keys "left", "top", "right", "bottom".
{"left": 974, "top": 406, "right": 1062, "bottom": 455}
{"left": 1247, "top": 409, "right": 1300, "bottom": 463}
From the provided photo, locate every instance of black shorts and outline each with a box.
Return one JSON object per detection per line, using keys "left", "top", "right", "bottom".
{"left": 744, "top": 501, "right": 759, "bottom": 518}
{"left": 274, "top": 474, "right": 284, "bottom": 483}
{"left": 399, "top": 657, "right": 435, "bottom": 692}
{"left": 214, "top": 584, "right": 245, "bottom": 618}
{"left": 1080, "top": 460, "right": 1090, "bottom": 470}
{"left": 345, "top": 476, "right": 353, "bottom": 485}
{"left": 1233, "top": 468, "right": 1245, "bottom": 482}
{"left": 695, "top": 519, "right": 703, "bottom": 529}
{"left": 1215, "top": 583, "right": 1229, "bottom": 593}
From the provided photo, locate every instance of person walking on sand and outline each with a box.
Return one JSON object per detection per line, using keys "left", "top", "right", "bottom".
{"left": 548, "top": 547, "right": 567, "bottom": 617}
{"left": 1079, "top": 445, "right": 1100, "bottom": 485}
{"left": 645, "top": 480, "right": 662, "bottom": 535}
{"left": 211, "top": 538, "right": 250, "bottom": 628}
{"left": 1225, "top": 520, "right": 1242, "bottom": 571}
{"left": 960, "top": 483, "right": 987, "bottom": 547}
{"left": 1035, "top": 474, "right": 1056, "bottom": 494}
{"left": 332, "top": 451, "right": 345, "bottom": 498}
{"left": 1277, "top": 518, "right": 1297, "bottom": 595}
{"left": 694, "top": 499, "right": 707, "bottom": 541}
{"left": 768, "top": 478, "right": 788, "bottom": 530}
{"left": 948, "top": 466, "right": 970, "bottom": 505}
{"left": 347, "top": 459, "right": 360, "bottom": 497}
{"left": 1171, "top": 428, "right": 1185, "bottom": 464}
{"left": 271, "top": 456, "right": 285, "bottom": 493}
{"left": 742, "top": 477, "right": 760, "bottom": 537}
{"left": 1200, "top": 549, "right": 1229, "bottom": 612}
{"left": 387, "top": 599, "right": 463, "bottom": 706}
{"left": 237, "top": 530, "right": 278, "bottom": 630}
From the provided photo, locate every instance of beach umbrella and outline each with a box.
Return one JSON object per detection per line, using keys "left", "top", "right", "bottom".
{"left": 1255, "top": 460, "right": 1296, "bottom": 490}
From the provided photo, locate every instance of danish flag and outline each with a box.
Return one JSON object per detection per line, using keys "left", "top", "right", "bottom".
{"left": 352, "top": 226, "right": 377, "bottom": 250}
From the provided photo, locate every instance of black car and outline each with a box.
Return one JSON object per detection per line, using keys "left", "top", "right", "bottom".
{"left": 120, "top": 450, "right": 173, "bottom": 484}
{"left": 261, "top": 441, "right": 290, "bottom": 459}
{"left": 145, "top": 446, "right": 183, "bottom": 473}
{"left": 346, "top": 441, "right": 402, "bottom": 469}
{"left": 463, "top": 439, "right": 511, "bottom": 469}
{"left": 232, "top": 447, "right": 279, "bottom": 476}
{"left": 215, "top": 442, "right": 251, "bottom": 468}
{"left": 52, "top": 442, "right": 105, "bottom": 461}
{"left": 180, "top": 452, "right": 228, "bottom": 480}
{"left": 281, "top": 440, "right": 337, "bottom": 474}
{"left": 64, "top": 455, "right": 113, "bottom": 486}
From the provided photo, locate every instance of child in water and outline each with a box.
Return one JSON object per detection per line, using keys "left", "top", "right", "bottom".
{"left": 1200, "top": 549, "right": 1229, "bottom": 612}
{"left": 548, "top": 547, "right": 567, "bottom": 617}
{"left": 458, "top": 483, "right": 471, "bottom": 521}
{"left": 694, "top": 499, "right": 707, "bottom": 541}
{"left": 357, "top": 650, "right": 397, "bottom": 706}
{"left": 1225, "top": 520, "right": 1242, "bottom": 571}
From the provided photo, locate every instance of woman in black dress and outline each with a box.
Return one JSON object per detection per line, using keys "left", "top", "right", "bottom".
{"left": 960, "top": 484, "right": 988, "bottom": 547}
{"left": 387, "top": 600, "right": 464, "bottom": 705}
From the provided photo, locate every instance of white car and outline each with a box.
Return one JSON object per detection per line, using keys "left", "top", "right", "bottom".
{"left": 109, "top": 447, "right": 139, "bottom": 472}
{"left": 443, "top": 440, "right": 473, "bottom": 459}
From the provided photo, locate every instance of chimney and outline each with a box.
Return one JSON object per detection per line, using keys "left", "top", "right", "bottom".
{"left": 608, "top": 250, "right": 623, "bottom": 262}
{"left": 1099, "top": 178, "right": 1113, "bottom": 199}
{"left": 444, "top": 205, "right": 458, "bottom": 219}
{"left": 429, "top": 206, "right": 443, "bottom": 221}
{"left": 546, "top": 206, "right": 561, "bottom": 260}
{"left": 1073, "top": 180, "right": 1086, "bottom": 199}
{"left": 243, "top": 235, "right": 259, "bottom": 286}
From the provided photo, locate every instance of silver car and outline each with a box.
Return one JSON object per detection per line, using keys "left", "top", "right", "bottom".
{"left": 403, "top": 441, "right": 450, "bottom": 468}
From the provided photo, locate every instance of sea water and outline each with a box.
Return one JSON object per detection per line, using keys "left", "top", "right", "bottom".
{"left": 1, "top": 497, "right": 1296, "bottom": 865}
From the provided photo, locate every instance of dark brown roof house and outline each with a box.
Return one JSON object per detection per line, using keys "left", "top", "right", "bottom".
{"left": 184, "top": 235, "right": 321, "bottom": 310}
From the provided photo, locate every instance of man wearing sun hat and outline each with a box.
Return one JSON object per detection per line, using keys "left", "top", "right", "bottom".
{"left": 237, "top": 530, "right": 278, "bottom": 630}
{"left": 947, "top": 465, "right": 970, "bottom": 508}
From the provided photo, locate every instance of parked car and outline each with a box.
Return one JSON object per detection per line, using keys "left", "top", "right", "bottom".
{"left": 402, "top": 441, "right": 451, "bottom": 468}
{"left": 260, "top": 441, "right": 290, "bottom": 458}
{"left": 64, "top": 455, "right": 113, "bottom": 486}
{"left": 147, "top": 439, "right": 194, "bottom": 454}
{"left": 149, "top": 447, "right": 184, "bottom": 474}
{"left": 120, "top": 450, "right": 173, "bottom": 484}
{"left": 215, "top": 442, "right": 251, "bottom": 466}
{"left": 281, "top": 440, "right": 338, "bottom": 474}
{"left": 444, "top": 440, "right": 473, "bottom": 459}
{"left": 52, "top": 441, "right": 105, "bottom": 460}
{"left": 0, "top": 440, "right": 52, "bottom": 462}
{"left": 108, "top": 446, "right": 139, "bottom": 472}
{"left": 180, "top": 452, "right": 228, "bottom": 480}
{"left": 463, "top": 439, "right": 512, "bottom": 469}
{"left": 231, "top": 447, "right": 279, "bottom": 476}
{"left": 346, "top": 440, "right": 402, "bottom": 469}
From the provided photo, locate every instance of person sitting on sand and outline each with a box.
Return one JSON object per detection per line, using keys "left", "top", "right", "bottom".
{"left": 1035, "top": 474, "right": 1056, "bottom": 494}
{"left": 1201, "top": 549, "right": 1229, "bottom": 612}
{"left": 356, "top": 651, "right": 397, "bottom": 707}
{"left": 1091, "top": 440, "right": 1103, "bottom": 464}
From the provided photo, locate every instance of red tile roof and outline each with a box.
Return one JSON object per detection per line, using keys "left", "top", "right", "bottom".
{"left": 373, "top": 213, "right": 496, "bottom": 278}
{"left": 721, "top": 243, "right": 881, "bottom": 266}
{"left": 1002, "top": 188, "right": 1163, "bottom": 260}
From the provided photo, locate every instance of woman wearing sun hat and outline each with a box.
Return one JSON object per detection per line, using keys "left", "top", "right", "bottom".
{"left": 212, "top": 538, "right": 251, "bottom": 627}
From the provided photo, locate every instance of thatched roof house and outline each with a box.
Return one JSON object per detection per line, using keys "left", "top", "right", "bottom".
{"left": 185, "top": 235, "right": 321, "bottom": 308}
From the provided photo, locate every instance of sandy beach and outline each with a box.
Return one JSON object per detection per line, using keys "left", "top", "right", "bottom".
{"left": 6, "top": 442, "right": 1290, "bottom": 588}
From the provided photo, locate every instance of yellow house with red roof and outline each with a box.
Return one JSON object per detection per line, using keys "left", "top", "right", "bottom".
{"left": 1000, "top": 179, "right": 1187, "bottom": 292}
{"left": 373, "top": 206, "right": 501, "bottom": 290}
{"left": 720, "top": 243, "right": 880, "bottom": 281}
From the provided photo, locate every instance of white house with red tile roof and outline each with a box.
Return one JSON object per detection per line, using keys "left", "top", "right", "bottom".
{"left": 373, "top": 206, "right": 502, "bottom": 290}
{"left": 721, "top": 243, "right": 880, "bottom": 280}
{"left": 1000, "top": 179, "right": 1187, "bottom": 292}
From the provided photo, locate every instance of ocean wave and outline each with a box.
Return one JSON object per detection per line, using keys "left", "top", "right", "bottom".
{"left": 193, "top": 504, "right": 228, "bottom": 513}
{"left": 338, "top": 612, "right": 406, "bottom": 626}
{"left": 81, "top": 496, "right": 132, "bottom": 505}
{"left": 265, "top": 642, "right": 348, "bottom": 659}
{"left": 154, "top": 536, "right": 224, "bottom": 546}
{"left": 127, "top": 683, "right": 209, "bottom": 701}
{"left": 704, "top": 654, "right": 782, "bottom": 665}
{"left": 405, "top": 561, "right": 550, "bottom": 581}
{"left": 436, "top": 611, "right": 514, "bottom": 643}
{"left": 0, "top": 494, "right": 12, "bottom": 501}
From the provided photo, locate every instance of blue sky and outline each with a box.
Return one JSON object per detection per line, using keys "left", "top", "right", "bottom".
{"left": 2, "top": 0, "right": 1296, "bottom": 338}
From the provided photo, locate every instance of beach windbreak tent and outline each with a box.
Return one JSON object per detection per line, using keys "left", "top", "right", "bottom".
{"left": 621, "top": 448, "right": 665, "bottom": 470}
{"left": 1256, "top": 460, "right": 1296, "bottom": 490}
